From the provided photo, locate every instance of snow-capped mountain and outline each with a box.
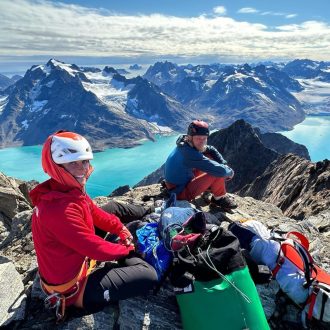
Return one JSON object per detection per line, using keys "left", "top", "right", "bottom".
{"left": 0, "top": 59, "right": 193, "bottom": 149}
{"left": 145, "top": 62, "right": 305, "bottom": 132}
{"left": 2, "top": 58, "right": 329, "bottom": 149}
{"left": 283, "top": 59, "right": 330, "bottom": 82}
{"left": 0, "top": 74, "right": 22, "bottom": 91}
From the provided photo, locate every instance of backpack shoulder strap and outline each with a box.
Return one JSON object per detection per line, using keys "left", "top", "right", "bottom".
{"left": 274, "top": 238, "right": 317, "bottom": 287}
{"left": 286, "top": 231, "right": 310, "bottom": 250}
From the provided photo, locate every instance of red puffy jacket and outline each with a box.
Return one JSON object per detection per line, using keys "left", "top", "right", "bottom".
{"left": 30, "top": 179, "right": 131, "bottom": 285}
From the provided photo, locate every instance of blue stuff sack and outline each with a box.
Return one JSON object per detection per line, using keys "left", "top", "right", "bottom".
{"left": 136, "top": 223, "right": 173, "bottom": 280}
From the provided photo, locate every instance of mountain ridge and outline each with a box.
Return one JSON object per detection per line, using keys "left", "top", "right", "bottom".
{"left": 1, "top": 58, "right": 330, "bottom": 149}
{"left": 0, "top": 59, "right": 193, "bottom": 150}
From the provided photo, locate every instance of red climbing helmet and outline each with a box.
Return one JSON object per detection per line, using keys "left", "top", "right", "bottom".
{"left": 187, "top": 120, "right": 209, "bottom": 136}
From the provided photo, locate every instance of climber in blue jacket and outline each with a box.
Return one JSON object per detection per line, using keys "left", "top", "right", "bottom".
{"left": 164, "top": 120, "right": 237, "bottom": 210}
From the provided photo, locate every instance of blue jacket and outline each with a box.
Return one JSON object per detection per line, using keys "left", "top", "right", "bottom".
{"left": 164, "top": 135, "right": 233, "bottom": 195}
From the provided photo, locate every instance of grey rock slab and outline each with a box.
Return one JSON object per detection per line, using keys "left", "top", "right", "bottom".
{"left": 58, "top": 306, "right": 117, "bottom": 330}
{"left": 0, "top": 257, "right": 26, "bottom": 326}
{"left": 256, "top": 280, "right": 280, "bottom": 319}
{"left": 118, "top": 284, "right": 182, "bottom": 330}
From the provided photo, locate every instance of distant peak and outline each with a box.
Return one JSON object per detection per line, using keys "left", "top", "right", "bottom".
{"left": 45, "top": 59, "right": 79, "bottom": 77}
{"left": 47, "top": 58, "right": 64, "bottom": 67}
{"left": 103, "top": 66, "right": 118, "bottom": 75}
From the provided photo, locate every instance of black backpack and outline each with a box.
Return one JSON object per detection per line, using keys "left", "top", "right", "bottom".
{"left": 171, "top": 226, "right": 246, "bottom": 285}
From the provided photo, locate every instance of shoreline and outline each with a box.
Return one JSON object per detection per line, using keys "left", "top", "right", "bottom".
{"left": 306, "top": 113, "right": 330, "bottom": 117}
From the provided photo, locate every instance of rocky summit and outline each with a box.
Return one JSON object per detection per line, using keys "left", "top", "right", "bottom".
{"left": 239, "top": 154, "right": 330, "bottom": 220}
{"left": 0, "top": 117, "right": 328, "bottom": 330}
{"left": 0, "top": 162, "right": 329, "bottom": 329}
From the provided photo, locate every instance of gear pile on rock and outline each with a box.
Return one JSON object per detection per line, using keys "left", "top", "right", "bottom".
{"left": 0, "top": 168, "right": 329, "bottom": 330}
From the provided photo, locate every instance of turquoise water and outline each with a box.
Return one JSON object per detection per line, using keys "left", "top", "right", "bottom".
{"left": 1, "top": 116, "right": 329, "bottom": 198}
{"left": 279, "top": 116, "right": 330, "bottom": 162}
{"left": 0, "top": 135, "right": 178, "bottom": 198}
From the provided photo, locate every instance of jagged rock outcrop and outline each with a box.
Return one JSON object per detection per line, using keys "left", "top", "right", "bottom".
{"left": 208, "top": 120, "right": 312, "bottom": 192}
{"left": 0, "top": 172, "right": 32, "bottom": 223}
{"left": 239, "top": 154, "right": 330, "bottom": 219}
{"left": 257, "top": 131, "right": 310, "bottom": 160}
{"left": 208, "top": 120, "right": 279, "bottom": 192}
{"left": 134, "top": 164, "right": 165, "bottom": 188}
{"left": 109, "top": 185, "right": 131, "bottom": 197}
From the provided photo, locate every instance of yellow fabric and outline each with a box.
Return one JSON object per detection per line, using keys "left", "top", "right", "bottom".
{"left": 41, "top": 258, "right": 96, "bottom": 294}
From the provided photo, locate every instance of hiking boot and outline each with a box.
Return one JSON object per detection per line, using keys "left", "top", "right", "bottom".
{"left": 210, "top": 195, "right": 238, "bottom": 211}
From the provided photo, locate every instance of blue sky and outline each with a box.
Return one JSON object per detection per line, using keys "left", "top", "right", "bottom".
{"left": 56, "top": 0, "right": 328, "bottom": 23}
{"left": 0, "top": 0, "right": 329, "bottom": 71}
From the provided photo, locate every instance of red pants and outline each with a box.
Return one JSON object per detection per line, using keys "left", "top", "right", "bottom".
{"left": 177, "top": 173, "right": 226, "bottom": 201}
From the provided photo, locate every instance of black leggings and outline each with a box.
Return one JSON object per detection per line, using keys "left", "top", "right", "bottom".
{"left": 84, "top": 201, "right": 157, "bottom": 313}
{"left": 95, "top": 200, "right": 154, "bottom": 239}
{"left": 101, "top": 200, "right": 154, "bottom": 224}
{"left": 83, "top": 256, "right": 158, "bottom": 314}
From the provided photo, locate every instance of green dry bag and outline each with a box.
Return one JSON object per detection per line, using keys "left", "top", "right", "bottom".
{"left": 175, "top": 266, "right": 269, "bottom": 330}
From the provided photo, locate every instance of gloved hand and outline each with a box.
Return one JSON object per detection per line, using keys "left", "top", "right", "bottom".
{"left": 225, "top": 169, "right": 234, "bottom": 181}
{"left": 118, "top": 226, "right": 133, "bottom": 247}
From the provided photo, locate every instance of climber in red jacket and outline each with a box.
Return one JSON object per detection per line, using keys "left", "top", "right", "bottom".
{"left": 30, "top": 131, "right": 158, "bottom": 319}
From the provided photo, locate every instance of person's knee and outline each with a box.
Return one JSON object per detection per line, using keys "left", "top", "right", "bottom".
{"left": 143, "top": 262, "right": 159, "bottom": 285}
{"left": 135, "top": 259, "right": 159, "bottom": 283}
{"left": 100, "top": 200, "right": 117, "bottom": 214}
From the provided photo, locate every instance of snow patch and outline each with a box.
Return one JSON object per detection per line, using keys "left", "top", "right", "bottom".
{"left": 31, "top": 64, "right": 50, "bottom": 75}
{"left": 169, "top": 70, "right": 178, "bottom": 79}
{"left": 31, "top": 65, "right": 43, "bottom": 72}
{"left": 48, "top": 59, "right": 78, "bottom": 77}
{"left": 256, "top": 92, "right": 273, "bottom": 104}
{"left": 293, "top": 78, "right": 330, "bottom": 114}
{"left": 204, "top": 79, "right": 218, "bottom": 89}
{"left": 46, "top": 80, "right": 55, "bottom": 88}
{"left": 82, "top": 71, "right": 133, "bottom": 113}
{"left": 223, "top": 72, "right": 248, "bottom": 83}
{"left": 31, "top": 100, "right": 48, "bottom": 112}
{"left": 148, "top": 122, "right": 173, "bottom": 133}
{"left": 21, "top": 120, "right": 29, "bottom": 129}
{"left": 184, "top": 68, "right": 193, "bottom": 76}
{"left": 191, "top": 80, "right": 200, "bottom": 91}
{"left": 0, "top": 96, "right": 8, "bottom": 114}
{"left": 252, "top": 76, "right": 267, "bottom": 88}
{"left": 306, "top": 63, "right": 318, "bottom": 69}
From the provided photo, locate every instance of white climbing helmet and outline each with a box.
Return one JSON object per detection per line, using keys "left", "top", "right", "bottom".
{"left": 51, "top": 131, "right": 93, "bottom": 164}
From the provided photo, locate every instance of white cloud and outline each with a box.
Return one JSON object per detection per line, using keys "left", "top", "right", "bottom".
{"left": 238, "top": 7, "right": 297, "bottom": 19}
{"left": 261, "top": 11, "right": 284, "bottom": 16}
{"left": 261, "top": 11, "right": 297, "bottom": 18}
{"left": 213, "top": 6, "right": 227, "bottom": 15}
{"left": 0, "top": 0, "right": 329, "bottom": 62}
{"left": 237, "top": 7, "right": 259, "bottom": 14}
{"left": 286, "top": 14, "right": 297, "bottom": 19}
